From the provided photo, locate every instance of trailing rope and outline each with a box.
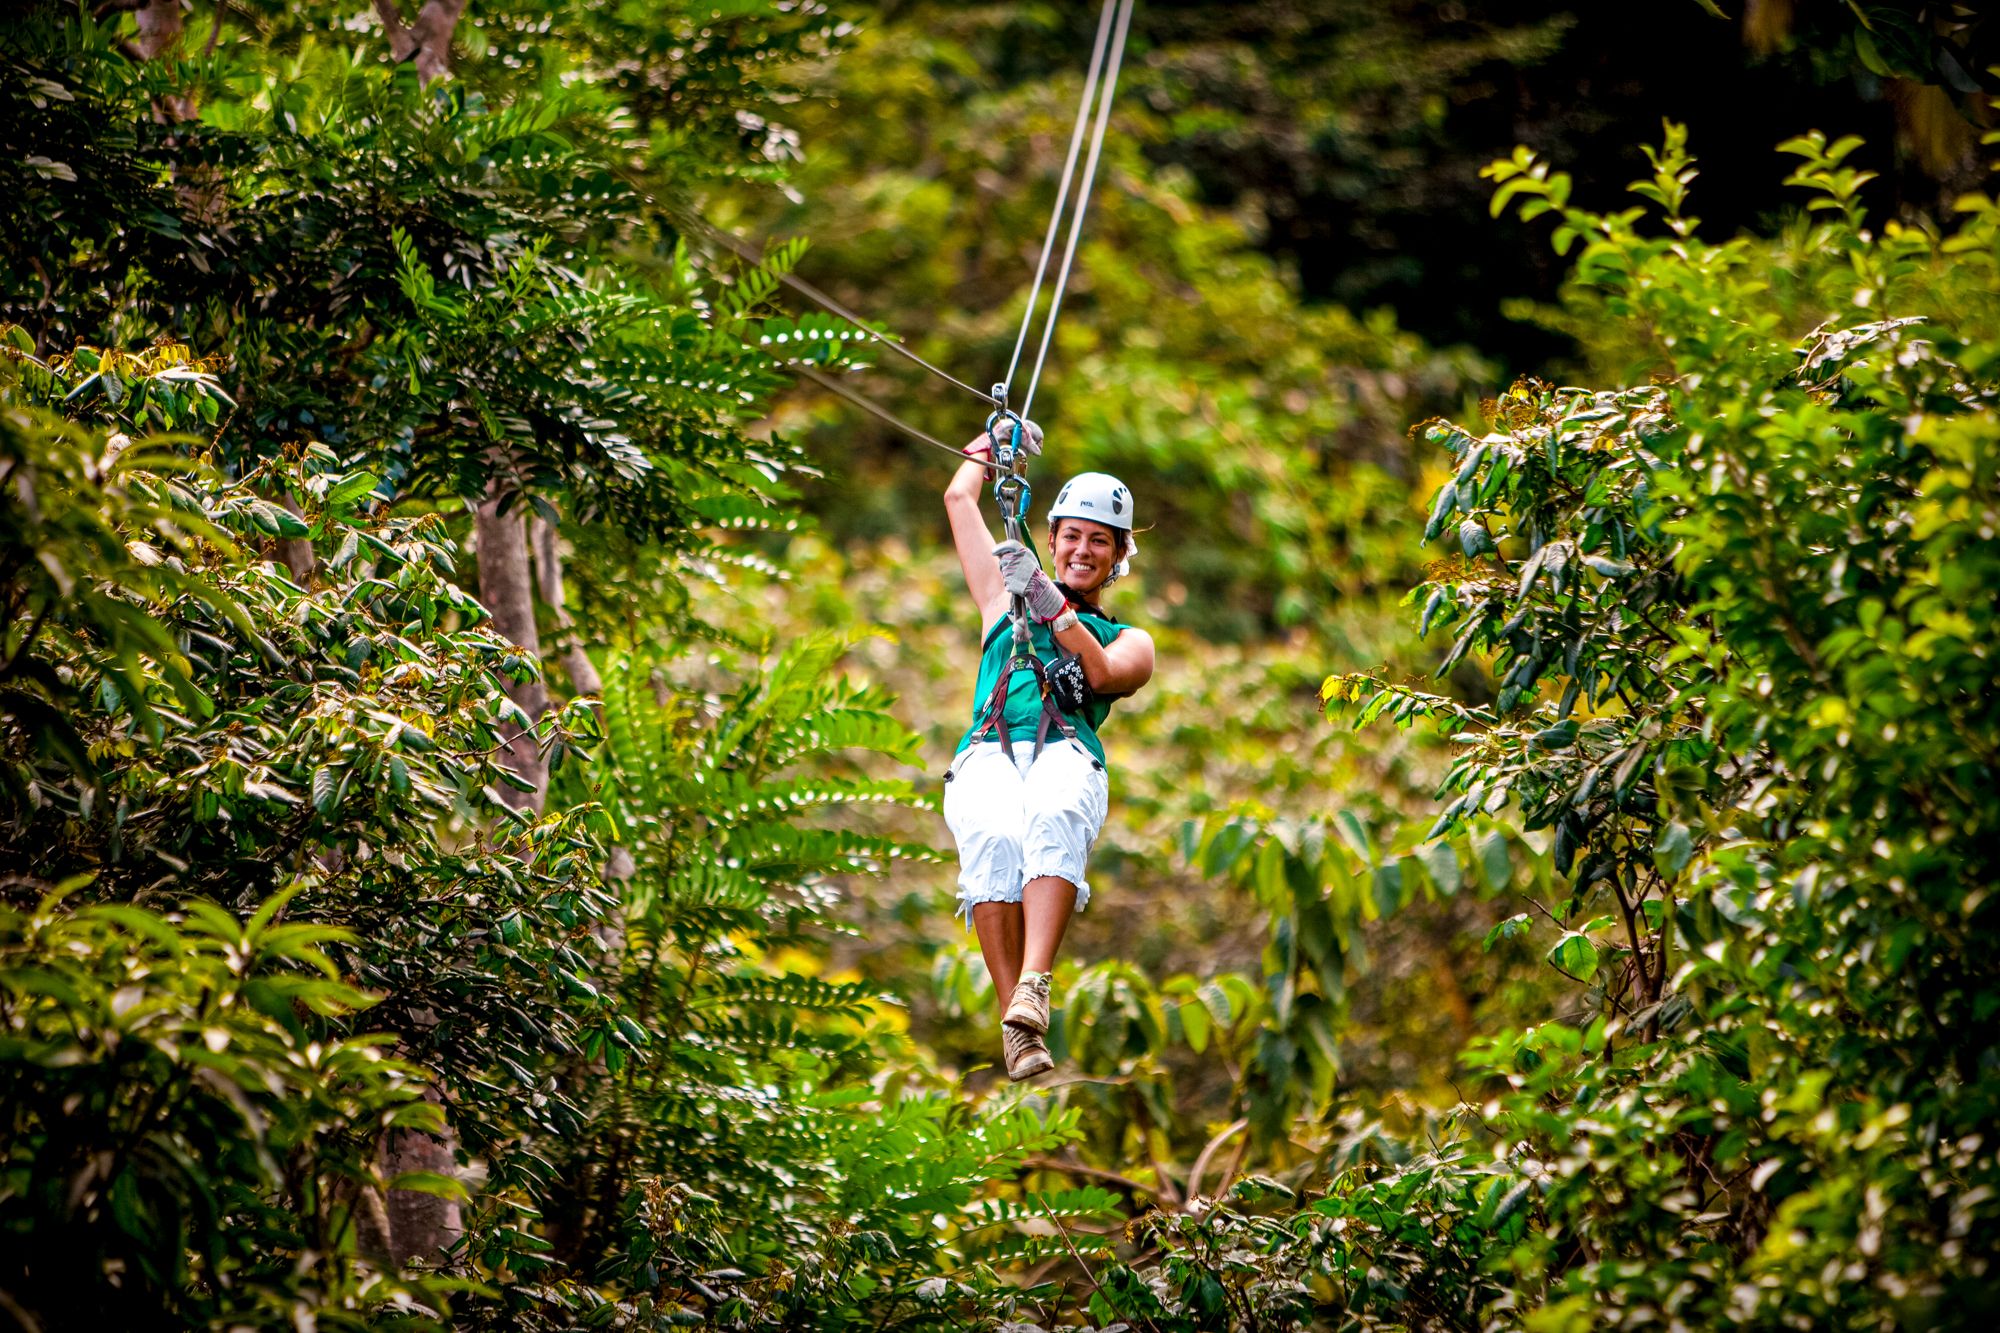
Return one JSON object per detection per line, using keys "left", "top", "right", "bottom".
{"left": 674, "top": 205, "right": 999, "bottom": 407}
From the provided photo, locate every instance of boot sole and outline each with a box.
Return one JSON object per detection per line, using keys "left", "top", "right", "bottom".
{"left": 1007, "top": 1049, "right": 1055, "bottom": 1080}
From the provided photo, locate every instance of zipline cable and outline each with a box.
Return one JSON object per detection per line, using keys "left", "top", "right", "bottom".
{"left": 670, "top": 0, "right": 1138, "bottom": 474}
{"left": 787, "top": 360, "right": 1000, "bottom": 474}
{"left": 1019, "top": 0, "right": 1136, "bottom": 421}
{"left": 674, "top": 206, "right": 998, "bottom": 406}
{"left": 998, "top": 0, "right": 1120, "bottom": 404}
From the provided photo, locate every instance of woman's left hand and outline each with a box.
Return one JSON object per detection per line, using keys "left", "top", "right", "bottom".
{"left": 994, "top": 540, "right": 1069, "bottom": 622}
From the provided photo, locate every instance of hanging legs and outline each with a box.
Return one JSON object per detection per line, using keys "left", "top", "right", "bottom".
{"left": 1020, "top": 875, "right": 1076, "bottom": 976}
{"left": 945, "top": 741, "right": 1107, "bottom": 1079}
{"left": 974, "top": 881, "right": 1073, "bottom": 1082}
{"left": 970, "top": 875, "right": 1077, "bottom": 1012}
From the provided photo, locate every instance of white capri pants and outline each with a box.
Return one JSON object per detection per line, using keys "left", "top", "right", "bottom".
{"left": 942, "top": 740, "right": 1109, "bottom": 926}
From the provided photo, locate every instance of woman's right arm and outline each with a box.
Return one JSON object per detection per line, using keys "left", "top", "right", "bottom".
{"left": 946, "top": 436, "right": 1008, "bottom": 637}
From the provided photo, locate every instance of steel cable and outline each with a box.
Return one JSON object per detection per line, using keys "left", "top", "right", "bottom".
{"left": 674, "top": 206, "right": 998, "bottom": 406}
{"left": 668, "top": 0, "right": 1138, "bottom": 477}
{"left": 999, "top": 0, "right": 1120, "bottom": 405}
{"left": 785, "top": 361, "right": 999, "bottom": 475}
{"left": 1019, "top": 0, "right": 1136, "bottom": 421}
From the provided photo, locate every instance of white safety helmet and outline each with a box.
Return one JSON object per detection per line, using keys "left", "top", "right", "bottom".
{"left": 1047, "top": 471, "right": 1138, "bottom": 583}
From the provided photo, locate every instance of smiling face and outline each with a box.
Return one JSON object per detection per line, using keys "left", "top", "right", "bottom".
{"left": 1048, "top": 517, "right": 1126, "bottom": 595}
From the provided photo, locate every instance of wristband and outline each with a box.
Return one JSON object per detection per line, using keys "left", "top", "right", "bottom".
{"left": 1048, "top": 608, "right": 1080, "bottom": 634}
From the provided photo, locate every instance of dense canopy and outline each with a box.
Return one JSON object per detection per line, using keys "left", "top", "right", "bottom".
{"left": 2, "top": 1, "right": 1996, "bottom": 1329}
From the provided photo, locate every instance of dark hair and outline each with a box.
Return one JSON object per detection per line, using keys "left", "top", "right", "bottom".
{"left": 1049, "top": 517, "right": 1132, "bottom": 561}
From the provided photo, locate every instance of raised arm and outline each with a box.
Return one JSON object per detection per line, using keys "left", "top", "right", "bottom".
{"left": 945, "top": 436, "right": 1007, "bottom": 637}
{"left": 945, "top": 423, "right": 1042, "bottom": 639}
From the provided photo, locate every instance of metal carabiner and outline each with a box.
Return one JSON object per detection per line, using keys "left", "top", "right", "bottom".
{"left": 983, "top": 404, "right": 1029, "bottom": 471}
{"left": 993, "top": 474, "right": 1032, "bottom": 544}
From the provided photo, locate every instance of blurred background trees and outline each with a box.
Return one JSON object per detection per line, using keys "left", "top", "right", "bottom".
{"left": 2, "top": 0, "right": 1995, "bottom": 1328}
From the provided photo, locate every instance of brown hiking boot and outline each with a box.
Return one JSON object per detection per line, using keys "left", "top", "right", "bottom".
{"left": 1004, "top": 971, "right": 1053, "bottom": 1034}
{"left": 1003, "top": 1019, "right": 1055, "bottom": 1081}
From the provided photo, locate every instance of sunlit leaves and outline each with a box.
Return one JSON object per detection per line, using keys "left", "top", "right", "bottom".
{"left": 0, "top": 890, "right": 451, "bottom": 1323}
{"left": 1325, "top": 121, "right": 2000, "bottom": 1330}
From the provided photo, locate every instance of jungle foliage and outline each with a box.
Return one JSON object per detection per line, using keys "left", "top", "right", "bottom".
{"left": 3, "top": 0, "right": 1998, "bottom": 1331}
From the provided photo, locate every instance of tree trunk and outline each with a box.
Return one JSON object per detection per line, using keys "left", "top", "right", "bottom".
{"left": 530, "top": 515, "right": 603, "bottom": 698}
{"left": 372, "top": 0, "right": 469, "bottom": 85}
{"left": 476, "top": 489, "right": 550, "bottom": 813}
{"left": 376, "top": 1084, "right": 462, "bottom": 1265}
{"left": 132, "top": 0, "right": 183, "bottom": 60}
{"left": 277, "top": 494, "right": 314, "bottom": 586}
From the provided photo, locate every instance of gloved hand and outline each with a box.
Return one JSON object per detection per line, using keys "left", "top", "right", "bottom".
{"left": 962, "top": 418, "right": 1043, "bottom": 460}
{"left": 993, "top": 539, "right": 1070, "bottom": 623}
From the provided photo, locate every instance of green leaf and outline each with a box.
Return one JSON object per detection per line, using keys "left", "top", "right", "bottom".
{"left": 387, "top": 1171, "right": 470, "bottom": 1203}
{"left": 1548, "top": 931, "right": 1600, "bottom": 980}
{"left": 1484, "top": 913, "right": 1531, "bottom": 950}
{"left": 1474, "top": 830, "right": 1512, "bottom": 891}
{"left": 326, "top": 471, "right": 381, "bottom": 509}
{"left": 1515, "top": 546, "right": 1548, "bottom": 599}
{"left": 1583, "top": 554, "right": 1634, "bottom": 578}
{"left": 1424, "top": 483, "right": 1460, "bottom": 541}
{"left": 1179, "top": 999, "right": 1212, "bottom": 1053}
{"left": 1654, "top": 822, "right": 1695, "bottom": 876}
{"left": 1415, "top": 840, "right": 1460, "bottom": 896}
{"left": 1420, "top": 586, "right": 1449, "bottom": 637}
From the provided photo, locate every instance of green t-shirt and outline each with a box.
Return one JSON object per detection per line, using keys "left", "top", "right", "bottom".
{"left": 956, "top": 606, "right": 1126, "bottom": 764}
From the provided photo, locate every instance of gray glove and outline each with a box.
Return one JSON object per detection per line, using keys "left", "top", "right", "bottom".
{"left": 993, "top": 540, "right": 1069, "bottom": 622}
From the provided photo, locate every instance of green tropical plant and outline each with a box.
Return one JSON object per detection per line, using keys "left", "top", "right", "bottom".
{"left": 1307, "top": 125, "right": 2000, "bottom": 1328}
{"left": 0, "top": 886, "right": 462, "bottom": 1328}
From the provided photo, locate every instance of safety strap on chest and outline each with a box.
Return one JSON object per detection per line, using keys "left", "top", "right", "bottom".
{"left": 972, "top": 636, "right": 1080, "bottom": 764}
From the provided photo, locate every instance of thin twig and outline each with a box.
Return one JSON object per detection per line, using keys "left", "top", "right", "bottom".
{"left": 1023, "top": 1154, "right": 1168, "bottom": 1203}
{"left": 1184, "top": 1118, "right": 1248, "bottom": 1202}
{"left": 1040, "top": 1200, "right": 1098, "bottom": 1286}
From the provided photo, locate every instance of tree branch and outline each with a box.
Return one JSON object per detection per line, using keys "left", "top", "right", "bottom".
{"left": 1024, "top": 1155, "right": 1174, "bottom": 1205}
{"left": 371, "top": 0, "right": 417, "bottom": 61}
{"left": 374, "top": 0, "right": 467, "bottom": 84}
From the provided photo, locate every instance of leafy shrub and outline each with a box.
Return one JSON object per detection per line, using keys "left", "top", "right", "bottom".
{"left": 1315, "top": 126, "right": 2000, "bottom": 1328}
{"left": 0, "top": 886, "right": 455, "bottom": 1326}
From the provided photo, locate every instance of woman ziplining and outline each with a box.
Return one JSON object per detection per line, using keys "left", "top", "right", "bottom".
{"left": 708, "top": 0, "right": 1146, "bottom": 1080}
{"left": 941, "top": 422, "right": 1154, "bottom": 1080}
{"left": 929, "top": 0, "right": 1141, "bottom": 1081}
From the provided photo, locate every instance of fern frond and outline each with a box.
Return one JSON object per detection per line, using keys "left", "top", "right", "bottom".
{"left": 958, "top": 1188, "right": 1124, "bottom": 1231}
{"left": 694, "top": 973, "right": 886, "bottom": 1017}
